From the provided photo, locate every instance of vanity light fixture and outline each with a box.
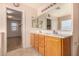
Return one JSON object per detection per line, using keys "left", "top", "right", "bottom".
{"left": 41, "top": 3, "right": 56, "bottom": 12}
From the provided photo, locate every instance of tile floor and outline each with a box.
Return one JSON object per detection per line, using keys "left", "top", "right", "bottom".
{"left": 7, "top": 48, "right": 42, "bottom": 56}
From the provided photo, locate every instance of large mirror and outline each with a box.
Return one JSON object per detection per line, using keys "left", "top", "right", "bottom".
{"left": 32, "top": 3, "right": 72, "bottom": 31}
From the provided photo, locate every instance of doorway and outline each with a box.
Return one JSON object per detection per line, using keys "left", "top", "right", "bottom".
{"left": 6, "top": 8, "right": 22, "bottom": 52}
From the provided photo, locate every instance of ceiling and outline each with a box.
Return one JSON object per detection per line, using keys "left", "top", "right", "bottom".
{"left": 24, "top": 3, "right": 50, "bottom": 9}
{"left": 48, "top": 3, "right": 73, "bottom": 17}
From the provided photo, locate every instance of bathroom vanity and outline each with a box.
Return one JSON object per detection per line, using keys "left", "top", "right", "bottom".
{"left": 31, "top": 13, "right": 72, "bottom": 56}
{"left": 31, "top": 4, "right": 72, "bottom": 56}
{"left": 30, "top": 32, "right": 71, "bottom": 56}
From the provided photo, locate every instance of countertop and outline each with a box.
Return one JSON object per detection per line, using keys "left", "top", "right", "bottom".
{"left": 31, "top": 31, "right": 72, "bottom": 38}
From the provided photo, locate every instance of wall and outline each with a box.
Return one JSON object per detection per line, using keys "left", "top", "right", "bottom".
{"left": 0, "top": 33, "right": 2, "bottom": 55}
{"left": 0, "top": 4, "right": 7, "bottom": 55}
{"left": 25, "top": 5, "right": 37, "bottom": 48}
{"left": 0, "top": 32, "right": 5, "bottom": 56}
{"left": 0, "top": 3, "right": 37, "bottom": 55}
{"left": 72, "top": 3, "right": 79, "bottom": 56}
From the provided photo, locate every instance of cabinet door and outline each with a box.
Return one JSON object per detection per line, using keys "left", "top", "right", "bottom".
{"left": 35, "top": 34, "right": 39, "bottom": 51}
{"left": 39, "top": 35, "right": 45, "bottom": 55}
{"left": 30, "top": 33, "right": 35, "bottom": 48}
{"left": 62, "top": 37, "right": 71, "bottom": 56}
{"left": 45, "top": 36, "right": 61, "bottom": 56}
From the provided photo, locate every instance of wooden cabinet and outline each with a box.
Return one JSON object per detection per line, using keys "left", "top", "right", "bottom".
{"left": 39, "top": 34, "right": 45, "bottom": 55}
{"left": 30, "top": 33, "right": 35, "bottom": 48}
{"left": 45, "top": 36, "right": 62, "bottom": 56}
{"left": 30, "top": 33, "right": 71, "bottom": 56}
{"left": 45, "top": 36, "right": 71, "bottom": 56}
{"left": 34, "top": 34, "right": 39, "bottom": 51}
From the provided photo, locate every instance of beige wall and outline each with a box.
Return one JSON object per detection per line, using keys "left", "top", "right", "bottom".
{"left": 0, "top": 3, "right": 37, "bottom": 55}
{"left": 72, "top": 3, "right": 79, "bottom": 56}
{"left": 0, "top": 33, "right": 5, "bottom": 56}
{"left": 0, "top": 33, "right": 2, "bottom": 55}
{"left": 25, "top": 5, "right": 37, "bottom": 48}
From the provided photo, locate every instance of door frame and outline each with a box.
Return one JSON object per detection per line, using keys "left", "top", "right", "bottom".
{"left": 5, "top": 7, "right": 26, "bottom": 54}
